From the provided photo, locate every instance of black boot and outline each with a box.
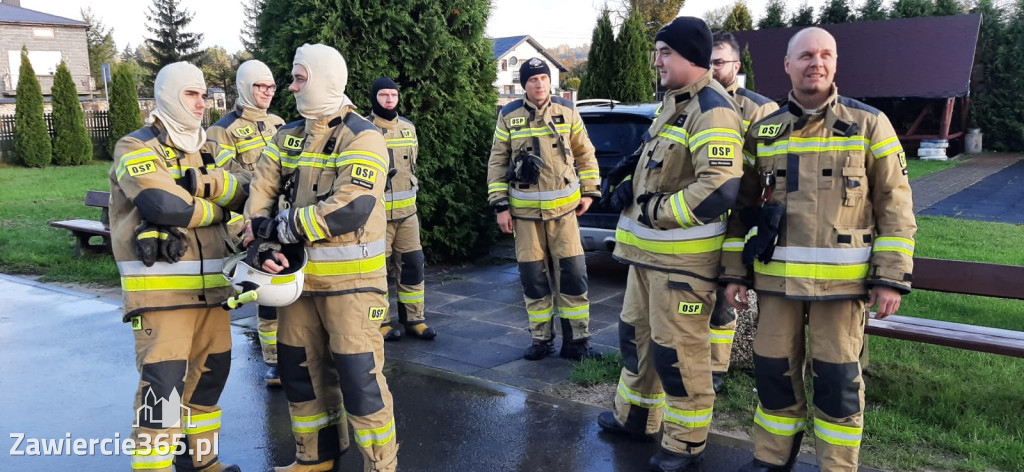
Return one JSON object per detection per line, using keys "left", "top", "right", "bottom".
{"left": 560, "top": 340, "right": 602, "bottom": 361}
{"left": 736, "top": 458, "right": 794, "bottom": 472}
{"left": 404, "top": 322, "right": 437, "bottom": 340}
{"left": 597, "top": 411, "right": 653, "bottom": 441}
{"left": 524, "top": 338, "right": 555, "bottom": 360}
{"left": 712, "top": 371, "right": 726, "bottom": 393}
{"left": 649, "top": 447, "right": 703, "bottom": 472}
{"left": 379, "top": 323, "right": 402, "bottom": 341}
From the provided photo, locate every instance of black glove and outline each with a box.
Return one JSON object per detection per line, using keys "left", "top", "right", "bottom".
{"left": 384, "top": 166, "right": 398, "bottom": 192}
{"left": 134, "top": 220, "right": 161, "bottom": 267}
{"left": 176, "top": 168, "right": 199, "bottom": 196}
{"left": 159, "top": 226, "right": 188, "bottom": 264}
{"left": 245, "top": 238, "right": 282, "bottom": 269}
{"left": 600, "top": 152, "right": 641, "bottom": 197}
{"left": 601, "top": 175, "right": 634, "bottom": 213}
{"left": 635, "top": 193, "right": 665, "bottom": 227}
{"left": 742, "top": 204, "right": 785, "bottom": 265}
{"left": 249, "top": 216, "right": 278, "bottom": 246}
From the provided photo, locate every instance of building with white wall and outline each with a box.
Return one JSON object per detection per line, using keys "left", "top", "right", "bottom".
{"left": 491, "top": 35, "right": 569, "bottom": 106}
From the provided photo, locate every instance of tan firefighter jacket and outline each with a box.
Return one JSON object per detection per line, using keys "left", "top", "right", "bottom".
{"left": 724, "top": 81, "right": 780, "bottom": 135}
{"left": 207, "top": 104, "right": 286, "bottom": 176}
{"left": 487, "top": 96, "right": 601, "bottom": 220}
{"left": 109, "top": 121, "right": 248, "bottom": 320}
{"left": 369, "top": 112, "right": 419, "bottom": 221}
{"left": 613, "top": 72, "right": 744, "bottom": 284}
{"left": 246, "top": 105, "right": 389, "bottom": 296}
{"left": 720, "top": 86, "right": 917, "bottom": 300}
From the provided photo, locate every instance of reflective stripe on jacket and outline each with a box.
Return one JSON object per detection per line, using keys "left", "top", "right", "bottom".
{"left": 369, "top": 113, "right": 419, "bottom": 221}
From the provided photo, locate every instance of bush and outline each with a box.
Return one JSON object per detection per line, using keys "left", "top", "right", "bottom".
{"left": 13, "top": 48, "right": 51, "bottom": 167}
{"left": 108, "top": 63, "right": 143, "bottom": 157}
{"left": 51, "top": 61, "right": 93, "bottom": 166}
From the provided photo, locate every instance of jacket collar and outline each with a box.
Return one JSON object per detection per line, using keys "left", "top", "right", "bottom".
{"left": 235, "top": 103, "right": 268, "bottom": 122}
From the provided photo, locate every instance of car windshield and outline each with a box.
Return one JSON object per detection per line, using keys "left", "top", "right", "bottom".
{"left": 581, "top": 114, "right": 651, "bottom": 157}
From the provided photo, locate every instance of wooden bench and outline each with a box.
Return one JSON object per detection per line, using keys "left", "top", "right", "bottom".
{"left": 50, "top": 190, "right": 111, "bottom": 257}
{"left": 866, "top": 257, "right": 1024, "bottom": 357}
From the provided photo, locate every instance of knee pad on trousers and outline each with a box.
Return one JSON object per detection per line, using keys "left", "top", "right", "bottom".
{"left": 189, "top": 350, "right": 230, "bottom": 407}
{"left": 333, "top": 352, "right": 385, "bottom": 417}
{"left": 558, "top": 254, "right": 588, "bottom": 296}
{"left": 399, "top": 250, "right": 425, "bottom": 286}
{"left": 709, "top": 294, "right": 736, "bottom": 326}
{"left": 278, "top": 343, "right": 317, "bottom": 403}
{"left": 753, "top": 354, "right": 798, "bottom": 410}
{"left": 812, "top": 359, "right": 862, "bottom": 419}
{"left": 316, "top": 425, "right": 342, "bottom": 459}
{"left": 257, "top": 304, "right": 278, "bottom": 320}
{"left": 559, "top": 317, "right": 575, "bottom": 343}
{"left": 651, "top": 341, "right": 688, "bottom": 397}
{"left": 397, "top": 303, "right": 408, "bottom": 324}
{"left": 518, "top": 260, "right": 551, "bottom": 299}
{"left": 139, "top": 360, "right": 187, "bottom": 429}
{"left": 618, "top": 321, "right": 640, "bottom": 374}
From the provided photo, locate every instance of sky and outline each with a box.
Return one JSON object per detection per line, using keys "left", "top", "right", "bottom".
{"left": 23, "top": 0, "right": 834, "bottom": 53}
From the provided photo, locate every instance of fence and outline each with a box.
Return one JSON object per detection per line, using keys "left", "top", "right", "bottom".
{"left": 0, "top": 111, "right": 112, "bottom": 164}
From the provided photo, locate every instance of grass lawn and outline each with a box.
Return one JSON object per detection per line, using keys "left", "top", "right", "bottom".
{"left": 572, "top": 206, "right": 1024, "bottom": 467}
{"left": 0, "top": 161, "right": 119, "bottom": 284}
{"left": 906, "top": 157, "right": 959, "bottom": 181}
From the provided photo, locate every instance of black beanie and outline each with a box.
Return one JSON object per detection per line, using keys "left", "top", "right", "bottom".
{"left": 371, "top": 77, "right": 399, "bottom": 120}
{"left": 655, "top": 17, "right": 713, "bottom": 69}
{"left": 518, "top": 58, "right": 551, "bottom": 86}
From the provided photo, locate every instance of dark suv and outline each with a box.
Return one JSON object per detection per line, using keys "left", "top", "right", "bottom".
{"left": 576, "top": 102, "right": 659, "bottom": 251}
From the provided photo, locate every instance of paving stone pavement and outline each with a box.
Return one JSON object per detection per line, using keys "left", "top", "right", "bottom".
{"left": 910, "top": 153, "right": 1022, "bottom": 213}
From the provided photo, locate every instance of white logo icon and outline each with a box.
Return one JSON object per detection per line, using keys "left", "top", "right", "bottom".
{"left": 133, "top": 387, "right": 194, "bottom": 429}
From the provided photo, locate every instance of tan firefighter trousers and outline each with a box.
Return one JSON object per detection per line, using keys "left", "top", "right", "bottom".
{"left": 709, "top": 287, "right": 737, "bottom": 373}
{"left": 751, "top": 295, "right": 867, "bottom": 472}
{"left": 513, "top": 214, "right": 591, "bottom": 342}
{"left": 611, "top": 265, "right": 718, "bottom": 456}
{"left": 386, "top": 214, "right": 426, "bottom": 326}
{"left": 129, "top": 307, "right": 231, "bottom": 471}
{"left": 278, "top": 292, "right": 398, "bottom": 472}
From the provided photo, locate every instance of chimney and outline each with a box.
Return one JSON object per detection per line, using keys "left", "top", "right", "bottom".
{"left": 4, "top": 0, "right": 22, "bottom": 7}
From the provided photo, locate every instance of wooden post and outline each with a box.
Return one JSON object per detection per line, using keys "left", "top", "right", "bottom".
{"left": 940, "top": 97, "right": 955, "bottom": 139}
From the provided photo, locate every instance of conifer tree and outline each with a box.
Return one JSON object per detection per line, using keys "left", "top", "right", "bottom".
{"left": 580, "top": 9, "right": 616, "bottom": 100}
{"left": 790, "top": 3, "right": 816, "bottom": 26}
{"left": 858, "top": 0, "right": 888, "bottom": 21}
{"left": 758, "top": 0, "right": 788, "bottom": 29}
{"left": 108, "top": 63, "right": 144, "bottom": 157}
{"left": 723, "top": 2, "right": 754, "bottom": 31}
{"left": 614, "top": 10, "right": 654, "bottom": 102}
{"left": 740, "top": 44, "right": 756, "bottom": 92}
{"left": 51, "top": 62, "right": 93, "bottom": 165}
{"left": 143, "top": 0, "right": 203, "bottom": 75}
{"left": 13, "top": 48, "right": 51, "bottom": 167}
{"left": 819, "top": 0, "right": 854, "bottom": 24}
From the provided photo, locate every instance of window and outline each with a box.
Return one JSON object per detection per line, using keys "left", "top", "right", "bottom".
{"left": 512, "top": 71, "right": 520, "bottom": 83}
{"left": 509, "top": 56, "right": 518, "bottom": 66}
{"left": 501, "top": 59, "right": 507, "bottom": 71}
{"left": 504, "top": 85, "right": 515, "bottom": 95}
{"left": 32, "top": 28, "right": 54, "bottom": 38}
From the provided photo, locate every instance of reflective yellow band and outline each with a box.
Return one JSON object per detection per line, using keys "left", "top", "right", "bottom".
{"left": 870, "top": 135, "right": 903, "bottom": 158}
{"left": 509, "top": 187, "right": 580, "bottom": 210}
{"left": 689, "top": 127, "right": 743, "bottom": 150}
{"left": 259, "top": 330, "right": 277, "bottom": 344}
{"left": 754, "top": 404, "right": 805, "bottom": 436}
{"left": 384, "top": 196, "right": 416, "bottom": 211}
{"left": 354, "top": 418, "right": 396, "bottom": 447}
{"left": 813, "top": 417, "right": 862, "bottom": 447}
{"left": 670, "top": 192, "right": 694, "bottom": 228}
{"left": 528, "top": 306, "right": 553, "bottom": 322}
{"left": 664, "top": 406, "right": 713, "bottom": 428}
{"left": 872, "top": 236, "right": 915, "bottom": 256}
{"left": 657, "top": 125, "right": 689, "bottom": 145}
{"left": 559, "top": 304, "right": 590, "bottom": 320}
{"left": 121, "top": 274, "right": 230, "bottom": 292}
{"left": 494, "top": 128, "right": 510, "bottom": 142}
{"left": 571, "top": 120, "right": 584, "bottom": 135}
{"left": 617, "top": 379, "right": 666, "bottom": 408}
{"left": 398, "top": 290, "right": 424, "bottom": 303}
{"left": 304, "top": 253, "right": 386, "bottom": 276}
{"left": 754, "top": 261, "right": 869, "bottom": 280}
{"left": 489, "top": 182, "right": 509, "bottom": 193}
{"left": 131, "top": 449, "right": 175, "bottom": 470}
{"left": 722, "top": 238, "right": 744, "bottom": 252}
{"left": 710, "top": 329, "right": 735, "bottom": 344}
{"left": 615, "top": 228, "right": 724, "bottom": 255}
{"left": 578, "top": 169, "right": 599, "bottom": 180}
{"left": 297, "top": 205, "right": 327, "bottom": 241}
{"left": 116, "top": 150, "right": 160, "bottom": 180}
{"left": 183, "top": 410, "right": 221, "bottom": 435}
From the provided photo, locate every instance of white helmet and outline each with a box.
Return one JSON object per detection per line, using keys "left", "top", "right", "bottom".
{"left": 222, "top": 244, "right": 306, "bottom": 307}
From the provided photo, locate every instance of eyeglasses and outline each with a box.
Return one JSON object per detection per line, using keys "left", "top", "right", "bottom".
{"left": 711, "top": 60, "right": 739, "bottom": 69}
{"left": 253, "top": 84, "right": 277, "bottom": 93}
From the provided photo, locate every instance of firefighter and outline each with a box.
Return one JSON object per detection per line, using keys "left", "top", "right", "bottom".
{"left": 244, "top": 43, "right": 398, "bottom": 472}
{"left": 206, "top": 59, "right": 287, "bottom": 386}
{"left": 708, "top": 31, "right": 780, "bottom": 394}
{"left": 486, "top": 57, "right": 602, "bottom": 361}
{"left": 721, "top": 28, "right": 916, "bottom": 472}
{"left": 110, "top": 62, "right": 246, "bottom": 472}
{"left": 594, "top": 17, "right": 744, "bottom": 472}
{"left": 367, "top": 77, "right": 436, "bottom": 342}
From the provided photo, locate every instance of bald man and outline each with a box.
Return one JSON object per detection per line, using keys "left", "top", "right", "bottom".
{"left": 720, "top": 27, "right": 916, "bottom": 472}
